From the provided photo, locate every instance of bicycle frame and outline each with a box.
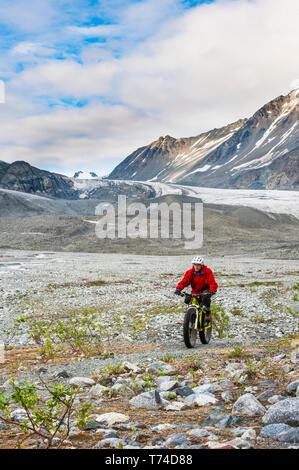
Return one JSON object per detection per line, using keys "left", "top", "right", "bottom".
{"left": 189, "top": 296, "right": 204, "bottom": 331}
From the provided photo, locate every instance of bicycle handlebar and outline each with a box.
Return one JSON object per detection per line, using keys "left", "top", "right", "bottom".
{"left": 178, "top": 290, "right": 215, "bottom": 297}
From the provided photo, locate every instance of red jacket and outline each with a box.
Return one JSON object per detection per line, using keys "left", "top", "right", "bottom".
{"left": 176, "top": 265, "right": 218, "bottom": 295}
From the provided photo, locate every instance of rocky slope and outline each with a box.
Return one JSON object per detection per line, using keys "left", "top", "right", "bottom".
{"left": 0, "top": 161, "right": 76, "bottom": 199}
{"left": 109, "top": 89, "right": 299, "bottom": 190}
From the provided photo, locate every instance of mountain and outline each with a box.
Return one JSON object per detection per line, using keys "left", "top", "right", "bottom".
{"left": 0, "top": 161, "right": 76, "bottom": 199}
{"left": 73, "top": 170, "right": 99, "bottom": 179}
{"left": 108, "top": 89, "right": 299, "bottom": 190}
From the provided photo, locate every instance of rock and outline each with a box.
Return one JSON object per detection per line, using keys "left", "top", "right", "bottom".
{"left": 96, "top": 438, "right": 126, "bottom": 448}
{"left": 111, "top": 383, "right": 134, "bottom": 396}
{"left": 192, "top": 383, "right": 222, "bottom": 394}
{"left": 232, "top": 393, "right": 266, "bottom": 416}
{"left": 221, "top": 390, "right": 234, "bottom": 403}
{"left": 69, "top": 377, "right": 95, "bottom": 387}
{"left": 187, "top": 428, "right": 210, "bottom": 438}
{"left": 0, "top": 421, "right": 8, "bottom": 431}
{"left": 220, "top": 437, "right": 252, "bottom": 449}
{"left": 268, "top": 395, "right": 286, "bottom": 404}
{"left": 152, "top": 424, "right": 175, "bottom": 432}
{"left": 84, "top": 420, "right": 105, "bottom": 431}
{"left": 286, "top": 380, "right": 299, "bottom": 395}
{"left": 165, "top": 401, "right": 189, "bottom": 411}
{"left": 158, "top": 379, "right": 180, "bottom": 392}
{"left": 147, "top": 362, "right": 175, "bottom": 375}
{"left": 122, "top": 361, "right": 141, "bottom": 373}
{"left": 90, "top": 384, "right": 109, "bottom": 397}
{"left": 102, "top": 432, "right": 119, "bottom": 439}
{"left": 129, "top": 390, "right": 168, "bottom": 410}
{"left": 257, "top": 389, "right": 276, "bottom": 401}
{"left": 241, "top": 428, "right": 256, "bottom": 440}
{"left": 203, "top": 411, "right": 230, "bottom": 427}
{"left": 164, "top": 433, "right": 190, "bottom": 447}
{"left": 10, "top": 408, "right": 27, "bottom": 423}
{"left": 278, "top": 428, "right": 299, "bottom": 444}
{"left": 260, "top": 423, "right": 293, "bottom": 438}
{"left": 94, "top": 412, "right": 130, "bottom": 427}
{"left": 56, "top": 370, "right": 71, "bottom": 379}
{"left": 184, "top": 392, "right": 218, "bottom": 407}
{"left": 128, "top": 378, "right": 146, "bottom": 393}
{"left": 175, "top": 386, "right": 194, "bottom": 397}
{"left": 259, "top": 380, "right": 278, "bottom": 387}
{"left": 219, "top": 379, "right": 234, "bottom": 389}
{"left": 262, "top": 398, "right": 299, "bottom": 426}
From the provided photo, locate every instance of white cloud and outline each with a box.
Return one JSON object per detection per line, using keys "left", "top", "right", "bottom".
{"left": 1, "top": 0, "right": 299, "bottom": 173}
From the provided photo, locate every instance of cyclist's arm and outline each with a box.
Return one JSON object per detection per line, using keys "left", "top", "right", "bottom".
{"left": 176, "top": 270, "right": 192, "bottom": 291}
{"left": 207, "top": 270, "right": 218, "bottom": 292}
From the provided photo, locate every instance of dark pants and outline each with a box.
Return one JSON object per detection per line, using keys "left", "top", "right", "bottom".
{"left": 199, "top": 294, "right": 211, "bottom": 312}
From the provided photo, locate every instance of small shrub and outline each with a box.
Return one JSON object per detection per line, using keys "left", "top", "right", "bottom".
{"left": 211, "top": 304, "right": 231, "bottom": 338}
{"left": 230, "top": 308, "right": 244, "bottom": 317}
{"left": 0, "top": 377, "right": 90, "bottom": 448}
{"left": 229, "top": 345, "right": 248, "bottom": 359}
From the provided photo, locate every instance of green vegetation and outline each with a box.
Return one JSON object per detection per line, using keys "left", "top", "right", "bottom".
{"left": 230, "top": 308, "right": 244, "bottom": 317}
{"left": 160, "top": 352, "right": 175, "bottom": 363}
{"left": 0, "top": 377, "right": 91, "bottom": 448}
{"left": 211, "top": 304, "right": 231, "bottom": 338}
{"left": 229, "top": 345, "right": 249, "bottom": 359}
{"left": 10, "top": 307, "right": 107, "bottom": 360}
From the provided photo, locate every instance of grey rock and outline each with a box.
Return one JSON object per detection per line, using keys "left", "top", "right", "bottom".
{"left": 158, "top": 379, "right": 180, "bottom": 392}
{"left": 90, "top": 384, "right": 109, "bottom": 397}
{"left": 257, "top": 389, "right": 276, "bottom": 401}
{"left": 262, "top": 398, "right": 299, "bottom": 426}
{"left": 219, "top": 379, "right": 234, "bottom": 389}
{"left": 164, "top": 433, "right": 190, "bottom": 447}
{"left": 96, "top": 438, "right": 126, "bottom": 448}
{"left": 69, "top": 377, "right": 95, "bottom": 387}
{"left": 286, "top": 380, "right": 299, "bottom": 395}
{"left": 104, "top": 432, "right": 120, "bottom": 439}
{"left": 175, "top": 386, "right": 194, "bottom": 397}
{"left": 56, "top": 370, "right": 71, "bottom": 378}
{"left": 187, "top": 428, "right": 210, "bottom": 438}
{"left": 221, "top": 390, "right": 234, "bottom": 403}
{"left": 241, "top": 429, "right": 257, "bottom": 440}
{"left": 192, "top": 383, "right": 222, "bottom": 394}
{"left": 184, "top": 392, "right": 218, "bottom": 406}
{"left": 232, "top": 393, "right": 266, "bottom": 416}
{"left": 259, "top": 380, "right": 278, "bottom": 387}
{"left": 260, "top": 423, "right": 292, "bottom": 439}
{"left": 10, "top": 408, "right": 27, "bottom": 423}
{"left": 278, "top": 428, "right": 299, "bottom": 444}
{"left": 129, "top": 390, "right": 168, "bottom": 410}
{"left": 94, "top": 412, "right": 129, "bottom": 426}
{"left": 268, "top": 395, "right": 286, "bottom": 404}
{"left": 147, "top": 362, "right": 175, "bottom": 375}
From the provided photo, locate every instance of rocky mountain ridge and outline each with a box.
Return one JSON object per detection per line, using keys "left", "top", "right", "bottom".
{"left": 109, "top": 89, "right": 299, "bottom": 190}
{"left": 0, "top": 161, "right": 76, "bottom": 199}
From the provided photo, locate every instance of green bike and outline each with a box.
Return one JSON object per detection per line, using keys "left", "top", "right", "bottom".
{"left": 179, "top": 292, "right": 213, "bottom": 348}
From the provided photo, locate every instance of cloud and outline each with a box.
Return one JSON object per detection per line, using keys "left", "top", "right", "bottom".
{"left": 1, "top": 0, "right": 299, "bottom": 174}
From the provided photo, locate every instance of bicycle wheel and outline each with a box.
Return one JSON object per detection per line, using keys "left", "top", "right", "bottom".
{"left": 198, "top": 313, "right": 212, "bottom": 344}
{"left": 183, "top": 307, "right": 198, "bottom": 348}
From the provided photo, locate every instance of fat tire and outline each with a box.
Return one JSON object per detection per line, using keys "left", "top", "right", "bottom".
{"left": 183, "top": 307, "right": 198, "bottom": 348}
{"left": 199, "top": 314, "right": 212, "bottom": 344}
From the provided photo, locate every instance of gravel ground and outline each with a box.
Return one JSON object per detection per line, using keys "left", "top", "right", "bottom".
{"left": 0, "top": 249, "right": 298, "bottom": 450}
{"left": 0, "top": 249, "right": 298, "bottom": 383}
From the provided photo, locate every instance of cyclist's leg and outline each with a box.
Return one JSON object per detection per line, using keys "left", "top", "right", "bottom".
{"left": 201, "top": 295, "right": 212, "bottom": 319}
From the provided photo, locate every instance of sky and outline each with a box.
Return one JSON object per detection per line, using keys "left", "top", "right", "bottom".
{"left": 0, "top": 0, "right": 298, "bottom": 176}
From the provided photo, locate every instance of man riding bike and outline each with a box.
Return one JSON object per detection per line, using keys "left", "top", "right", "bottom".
{"left": 174, "top": 256, "right": 218, "bottom": 320}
